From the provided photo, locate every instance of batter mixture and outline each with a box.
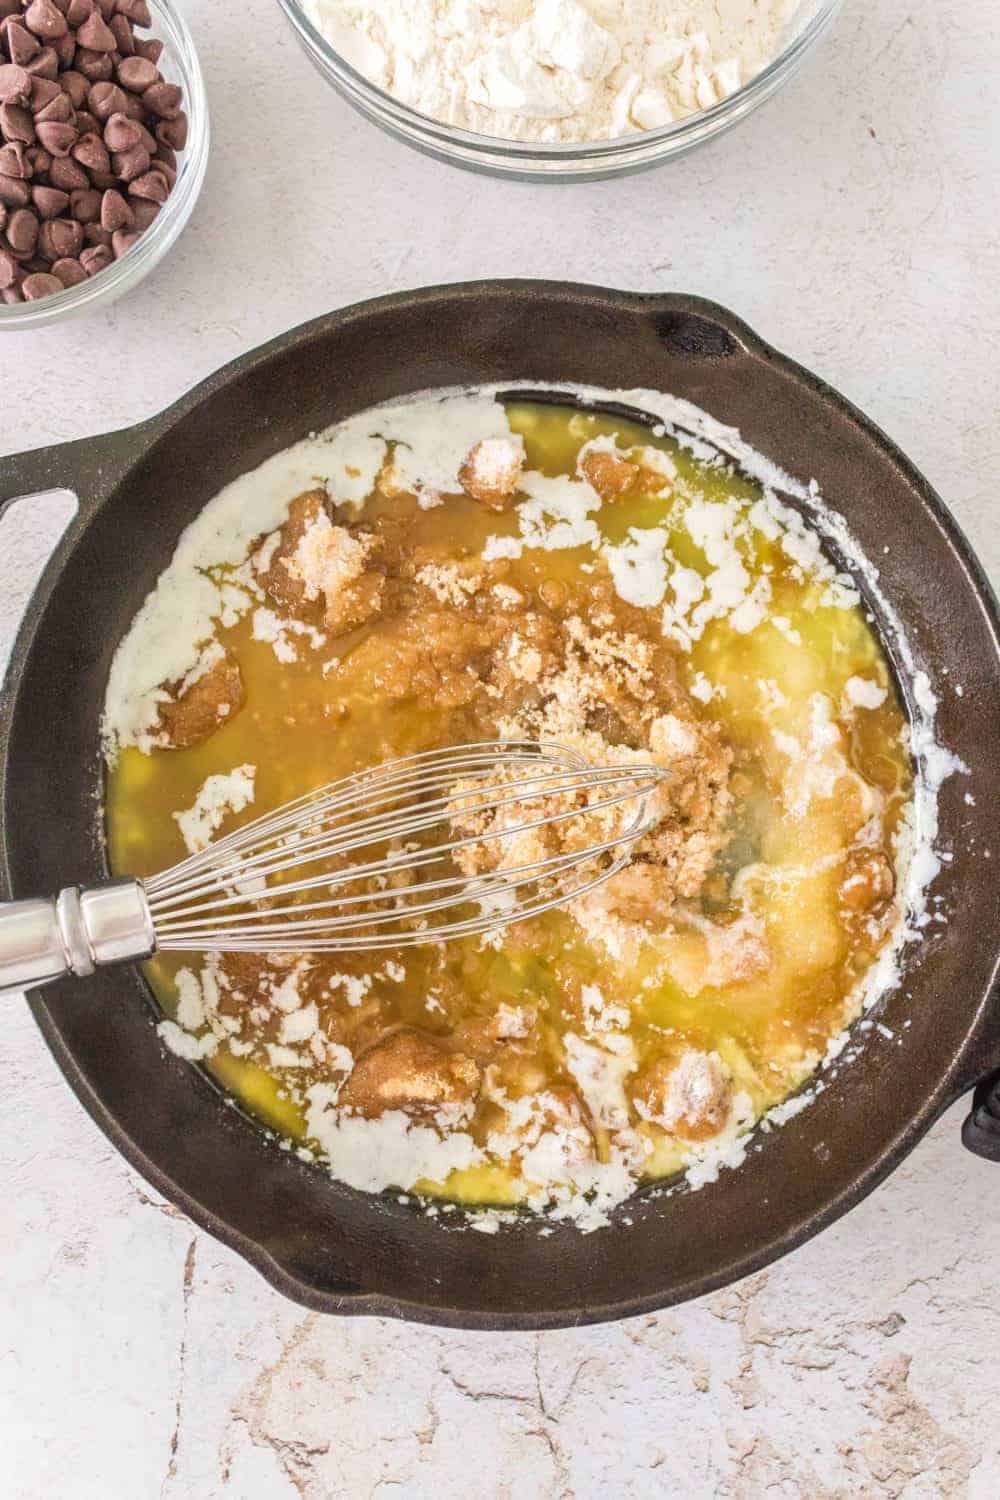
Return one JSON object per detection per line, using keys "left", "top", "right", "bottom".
{"left": 103, "top": 389, "right": 914, "bottom": 1228}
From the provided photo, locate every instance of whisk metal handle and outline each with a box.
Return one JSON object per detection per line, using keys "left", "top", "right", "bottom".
{"left": 0, "top": 879, "right": 155, "bottom": 997}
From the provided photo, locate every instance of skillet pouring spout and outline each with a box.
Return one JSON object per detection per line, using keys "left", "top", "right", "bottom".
{"left": 1, "top": 280, "right": 999, "bottom": 1329}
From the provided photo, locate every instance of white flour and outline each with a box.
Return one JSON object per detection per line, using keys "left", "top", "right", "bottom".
{"left": 302, "top": 0, "right": 802, "bottom": 142}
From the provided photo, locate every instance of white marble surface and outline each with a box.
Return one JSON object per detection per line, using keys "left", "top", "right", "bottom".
{"left": 2, "top": 0, "right": 998, "bottom": 1494}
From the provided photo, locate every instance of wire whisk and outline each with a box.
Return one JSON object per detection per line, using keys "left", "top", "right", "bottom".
{"left": 0, "top": 740, "right": 667, "bottom": 994}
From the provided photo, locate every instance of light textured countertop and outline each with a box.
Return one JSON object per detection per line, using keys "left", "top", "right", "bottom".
{"left": 2, "top": 0, "right": 998, "bottom": 1495}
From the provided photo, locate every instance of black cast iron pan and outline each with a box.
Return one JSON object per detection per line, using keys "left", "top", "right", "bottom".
{"left": 2, "top": 281, "right": 999, "bottom": 1331}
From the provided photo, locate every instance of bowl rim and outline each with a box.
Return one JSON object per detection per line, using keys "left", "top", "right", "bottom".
{"left": 276, "top": 0, "right": 843, "bottom": 164}
{"left": 0, "top": 0, "right": 209, "bottom": 331}
{"left": 2, "top": 280, "right": 999, "bottom": 1330}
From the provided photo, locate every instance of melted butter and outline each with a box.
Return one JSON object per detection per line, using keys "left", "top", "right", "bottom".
{"left": 106, "top": 402, "right": 912, "bottom": 1206}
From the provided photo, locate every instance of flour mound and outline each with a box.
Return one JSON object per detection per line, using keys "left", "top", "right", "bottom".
{"left": 303, "top": 0, "right": 802, "bottom": 144}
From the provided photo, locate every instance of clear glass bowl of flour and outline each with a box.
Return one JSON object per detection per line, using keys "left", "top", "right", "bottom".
{"left": 277, "top": 0, "right": 842, "bottom": 183}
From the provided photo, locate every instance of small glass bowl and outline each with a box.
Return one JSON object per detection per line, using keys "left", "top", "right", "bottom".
{"left": 278, "top": 0, "right": 842, "bottom": 183}
{"left": 0, "top": 0, "right": 209, "bottom": 331}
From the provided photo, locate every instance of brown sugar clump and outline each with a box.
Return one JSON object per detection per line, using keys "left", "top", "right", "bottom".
{"left": 157, "top": 652, "right": 244, "bottom": 749}
{"left": 326, "top": 608, "right": 497, "bottom": 710}
{"left": 339, "top": 1029, "right": 481, "bottom": 1119}
{"left": 258, "top": 490, "right": 386, "bottom": 638}
{"left": 459, "top": 437, "right": 525, "bottom": 511}
{"left": 839, "top": 851, "right": 895, "bottom": 913}
{"left": 630, "top": 1051, "right": 733, "bottom": 1140}
{"left": 257, "top": 489, "right": 329, "bottom": 614}
{"left": 323, "top": 571, "right": 386, "bottom": 638}
{"left": 578, "top": 864, "right": 678, "bottom": 929}
{"left": 579, "top": 444, "right": 640, "bottom": 501}
{"left": 456, "top": 607, "right": 733, "bottom": 932}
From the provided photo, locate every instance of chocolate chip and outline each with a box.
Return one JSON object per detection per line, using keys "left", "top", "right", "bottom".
{"left": 0, "top": 245, "right": 17, "bottom": 286}
{"left": 35, "top": 118, "right": 76, "bottom": 154}
{"left": 24, "top": 0, "right": 68, "bottom": 41}
{"left": 0, "top": 140, "right": 30, "bottom": 176}
{"left": 132, "top": 36, "right": 160, "bottom": 64}
{"left": 110, "top": 225, "right": 134, "bottom": 256}
{"left": 1, "top": 284, "right": 25, "bottom": 302}
{"left": 65, "top": 0, "right": 93, "bottom": 24}
{"left": 87, "top": 78, "right": 123, "bottom": 118}
{"left": 141, "top": 79, "right": 180, "bottom": 119}
{"left": 99, "top": 182, "right": 128, "bottom": 227}
{"left": 76, "top": 8, "right": 114, "bottom": 51}
{"left": 68, "top": 183, "right": 98, "bottom": 217}
{"left": 77, "top": 46, "right": 113, "bottom": 80}
{"left": 31, "top": 181, "right": 68, "bottom": 216}
{"left": 59, "top": 67, "right": 88, "bottom": 106}
{"left": 127, "top": 192, "right": 156, "bottom": 228}
{"left": 34, "top": 89, "right": 73, "bottom": 122}
{"left": 22, "top": 268, "right": 64, "bottom": 296}
{"left": 79, "top": 239, "right": 109, "bottom": 273}
{"left": 5, "top": 203, "right": 38, "bottom": 251}
{"left": 47, "top": 151, "right": 85, "bottom": 188}
{"left": 82, "top": 218, "right": 107, "bottom": 244}
{"left": 0, "top": 63, "right": 32, "bottom": 103}
{"left": 37, "top": 211, "right": 80, "bottom": 257}
{"left": 0, "top": 201, "right": 6, "bottom": 232}
{"left": 115, "top": 53, "right": 155, "bottom": 90}
{"left": 127, "top": 164, "right": 163, "bottom": 200}
{"left": 30, "top": 74, "right": 63, "bottom": 108}
{"left": 25, "top": 144, "right": 50, "bottom": 173}
{"left": 117, "top": 0, "right": 150, "bottom": 25}
{"left": 110, "top": 140, "right": 144, "bottom": 179}
{"left": 25, "top": 45, "right": 59, "bottom": 79}
{"left": 51, "top": 251, "right": 85, "bottom": 284}
{"left": 1, "top": 101, "right": 35, "bottom": 143}
{"left": 5, "top": 23, "right": 41, "bottom": 67}
{"left": 102, "top": 109, "right": 137, "bottom": 150}
{"left": 71, "top": 129, "right": 107, "bottom": 171}
{"left": 0, "top": 169, "right": 30, "bottom": 203}
{"left": 108, "top": 13, "right": 132, "bottom": 54}
{"left": 52, "top": 29, "right": 75, "bottom": 66}
{"left": 155, "top": 111, "right": 185, "bottom": 151}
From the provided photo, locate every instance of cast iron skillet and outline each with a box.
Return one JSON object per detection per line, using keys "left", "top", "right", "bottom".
{"left": 2, "top": 282, "right": 999, "bottom": 1331}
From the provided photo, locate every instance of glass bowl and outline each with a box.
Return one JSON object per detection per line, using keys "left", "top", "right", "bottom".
{"left": 0, "top": 0, "right": 209, "bottom": 331}
{"left": 277, "top": 0, "right": 842, "bottom": 183}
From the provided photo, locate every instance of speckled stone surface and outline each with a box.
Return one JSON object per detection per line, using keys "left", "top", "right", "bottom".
{"left": 2, "top": 0, "right": 998, "bottom": 1494}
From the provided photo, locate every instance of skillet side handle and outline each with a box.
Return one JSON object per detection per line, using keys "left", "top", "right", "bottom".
{"left": 962, "top": 1075, "right": 1000, "bottom": 1162}
{"left": 0, "top": 427, "right": 133, "bottom": 520}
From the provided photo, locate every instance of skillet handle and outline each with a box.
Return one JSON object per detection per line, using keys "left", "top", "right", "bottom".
{"left": 0, "top": 427, "right": 134, "bottom": 519}
{"left": 962, "top": 1074, "right": 1000, "bottom": 1162}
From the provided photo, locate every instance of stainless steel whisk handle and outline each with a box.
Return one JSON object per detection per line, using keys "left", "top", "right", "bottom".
{"left": 0, "top": 879, "right": 156, "bottom": 997}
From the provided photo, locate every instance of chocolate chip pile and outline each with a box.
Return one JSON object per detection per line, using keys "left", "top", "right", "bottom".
{"left": 0, "top": 0, "right": 187, "bottom": 305}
